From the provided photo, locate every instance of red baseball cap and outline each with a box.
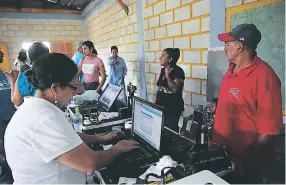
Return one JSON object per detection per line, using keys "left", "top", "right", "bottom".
{"left": 218, "top": 24, "right": 261, "bottom": 49}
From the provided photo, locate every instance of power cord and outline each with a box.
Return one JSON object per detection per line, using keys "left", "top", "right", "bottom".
{"left": 144, "top": 167, "right": 175, "bottom": 184}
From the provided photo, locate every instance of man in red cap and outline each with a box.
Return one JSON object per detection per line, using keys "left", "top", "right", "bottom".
{"left": 212, "top": 24, "right": 282, "bottom": 182}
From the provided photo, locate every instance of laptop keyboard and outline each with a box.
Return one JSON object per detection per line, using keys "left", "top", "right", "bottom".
{"left": 122, "top": 147, "right": 153, "bottom": 163}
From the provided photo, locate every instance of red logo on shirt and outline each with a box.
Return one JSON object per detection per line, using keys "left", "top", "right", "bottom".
{"left": 229, "top": 88, "right": 239, "bottom": 99}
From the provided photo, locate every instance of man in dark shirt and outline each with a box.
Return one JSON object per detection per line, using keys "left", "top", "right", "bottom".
{"left": 156, "top": 48, "right": 185, "bottom": 132}
{"left": 0, "top": 50, "right": 14, "bottom": 183}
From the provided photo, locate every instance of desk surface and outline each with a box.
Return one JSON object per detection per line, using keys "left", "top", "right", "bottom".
{"left": 170, "top": 170, "right": 229, "bottom": 184}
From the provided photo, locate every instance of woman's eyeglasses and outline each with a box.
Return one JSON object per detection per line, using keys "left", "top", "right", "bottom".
{"left": 66, "top": 84, "right": 78, "bottom": 91}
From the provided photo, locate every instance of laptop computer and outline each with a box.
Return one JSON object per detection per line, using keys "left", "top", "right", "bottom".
{"left": 115, "top": 96, "right": 165, "bottom": 166}
{"left": 68, "top": 84, "right": 123, "bottom": 115}
{"left": 96, "top": 83, "right": 123, "bottom": 112}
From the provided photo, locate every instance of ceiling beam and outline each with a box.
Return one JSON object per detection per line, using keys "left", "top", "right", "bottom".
{"left": 81, "top": 0, "right": 107, "bottom": 18}
{"left": 0, "top": 11, "right": 83, "bottom": 20}
{"left": 0, "top": 7, "right": 81, "bottom": 14}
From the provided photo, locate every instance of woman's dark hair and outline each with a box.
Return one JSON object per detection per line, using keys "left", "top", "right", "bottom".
{"left": 82, "top": 41, "right": 98, "bottom": 56}
{"left": 18, "top": 50, "right": 27, "bottom": 62}
{"left": 26, "top": 53, "right": 78, "bottom": 91}
{"left": 111, "top": 46, "right": 118, "bottom": 52}
{"left": 28, "top": 42, "right": 49, "bottom": 63}
{"left": 164, "top": 48, "right": 180, "bottom": 66}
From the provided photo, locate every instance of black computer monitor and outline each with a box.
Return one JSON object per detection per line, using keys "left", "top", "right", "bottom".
{"left": 98, "top": 84, "right": 122, "bottom": 111}
{"left": 131, "top": 97, "right": 164, "bottom": 152}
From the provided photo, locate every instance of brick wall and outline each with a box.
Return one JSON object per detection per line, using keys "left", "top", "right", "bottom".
{"left": 0, "top": 18, "right": 86, "bottom": 66}
{"left": 143, "top": 0, "right": 210, "bottom": 114}
{"left": 86, "top": 0, "right": 139, "bottom": 92}
{"left": 84, "top": 0, "right": 210, "bottom": 114}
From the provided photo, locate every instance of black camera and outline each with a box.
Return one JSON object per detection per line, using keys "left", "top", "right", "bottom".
{"left": 127, "top": 82, "right": 137, "bottom": 97}
{"left": 192, "top": 105, "right": 205, "bottom": 127}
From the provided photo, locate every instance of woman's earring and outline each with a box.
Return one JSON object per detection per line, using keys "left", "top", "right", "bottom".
{"left": 54, "top": 95, "right": 58, "bottom": 105}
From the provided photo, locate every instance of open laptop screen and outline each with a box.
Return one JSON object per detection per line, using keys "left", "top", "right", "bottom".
{"left": 132, "top": 97, "right": 164, "bottom": 151}
{"left": 98, "top": 84, "right": 122, "bottom": 111}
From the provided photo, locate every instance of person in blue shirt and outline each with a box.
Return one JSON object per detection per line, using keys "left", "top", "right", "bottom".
{"left": 0, "top": 50, "right": 14, "bottom": 183}
{"left": 7, "top": 42, "right": 50, "bottom": 106}
{"left": 108, "top": 46, "right": 127, "bottom": 86}
{"left": 108, "top": 46, "right": 128, "bottom": 102}
{"left": 7, "top": 42, "right": 85, "bottom": 106}
{"left": 72, "top": 42, "right": 84, "bottom": 83}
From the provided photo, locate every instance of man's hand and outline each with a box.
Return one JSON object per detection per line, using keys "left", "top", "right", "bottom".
{"left": 5, "top": 70, "right": 19, "bottom": 83}
{"left": 112, "top": 140, "right": 139, "bottom": 154}
{"left": 96, "top": 88, "right": 101, "bottom": 94}
{"left": 102, "top": 131, "right": 125, "bottom": 145}
{"left": 164, "top": 68, "right": 171, "bottom": 79}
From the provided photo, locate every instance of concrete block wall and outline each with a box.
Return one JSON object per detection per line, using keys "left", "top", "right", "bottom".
{"left": 0, "top": 18, "right": 86, "bottom": 65}
{"left": 86, "top": 0, "right": 140, "bottom": 91}
{"left": 143, "top": 0, "right": 210, "bottom": 114}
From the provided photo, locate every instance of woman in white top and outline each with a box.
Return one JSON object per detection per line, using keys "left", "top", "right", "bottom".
{"left": 4, "top": 53, "right": 138, "bottom": 184}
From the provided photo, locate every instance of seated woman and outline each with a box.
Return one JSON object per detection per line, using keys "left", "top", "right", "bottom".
{"left": 4, "top": 53, "right": 138, "bottom": 184}
{"left": 78, "top": 41, "right": 106, "bottom": 94}
{"left": 155, "top": 48, "right": 185, "bottom": 132}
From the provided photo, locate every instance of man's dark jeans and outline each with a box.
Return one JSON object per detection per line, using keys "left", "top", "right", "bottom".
{"left": 0, "top": 120, "right": 13, "bottom": 184}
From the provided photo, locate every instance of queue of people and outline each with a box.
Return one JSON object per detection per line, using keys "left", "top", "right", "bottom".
{"left": 0, "top": 23, "right": 283, "bottom": 184}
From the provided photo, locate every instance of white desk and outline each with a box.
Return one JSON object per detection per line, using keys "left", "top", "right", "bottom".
{"left": 170, "top": 170, "right": 229, "bottom": 184}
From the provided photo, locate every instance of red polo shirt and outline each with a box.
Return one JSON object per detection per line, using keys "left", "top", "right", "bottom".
{"left": 212, "top": 54, "right": 282, "bottom": 168}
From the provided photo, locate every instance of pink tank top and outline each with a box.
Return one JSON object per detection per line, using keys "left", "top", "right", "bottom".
{"left": 79, "top": 56, "right": 104, "bottom": 83}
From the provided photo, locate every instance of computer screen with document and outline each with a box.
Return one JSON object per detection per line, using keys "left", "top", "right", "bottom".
{"left": 98, "top": 84, "right": 122, "bottom": 111}
{"left": 132, "top": 97, "right": 164, "bottom": 151}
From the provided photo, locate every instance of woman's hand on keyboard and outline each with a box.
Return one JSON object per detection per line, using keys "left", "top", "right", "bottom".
{"left": 112, "top": 140, "right": 139, "bottom": 154}
{"left": 102, "top": 131, "right": 125, "bottom": 145}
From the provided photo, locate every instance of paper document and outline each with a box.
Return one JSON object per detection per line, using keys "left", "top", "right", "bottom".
{"left": 72, "top": 90, "right": 100, "bottom": 102}
{"left": 98, "top": 112, "right": 119, "bottom": 122}
{"left": 139, "top": 155, "right": 178, "bottom": 181}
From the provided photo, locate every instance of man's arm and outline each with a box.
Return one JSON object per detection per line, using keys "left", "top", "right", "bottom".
{"left": 165, "top": 68, "right": 184, "bottom": 93}
{"left": 5, "top": 71, "right": 18, "bottom": 101}
{"left": 107, "top": 57, "right": 114, "bottom": 65}
{"left": 11, "top": 75, "right": 24, "bottom": 106}
{"left": 250, "top": 71, "right": 282, "bottom": 154}
{"left": 122, "top": 58, "right": 127, "bottom": 76}
{"left": 166, "top": 77, "right": 184, "bottom": 93}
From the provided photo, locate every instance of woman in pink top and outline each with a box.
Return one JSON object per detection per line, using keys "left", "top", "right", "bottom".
{"left": 78, "top": 41, "right": 106, "bottom": 94}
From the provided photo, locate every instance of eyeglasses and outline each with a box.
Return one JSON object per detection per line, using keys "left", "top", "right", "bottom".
{"left": 66, "top": 84, "right": 78, "bottom": 91}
